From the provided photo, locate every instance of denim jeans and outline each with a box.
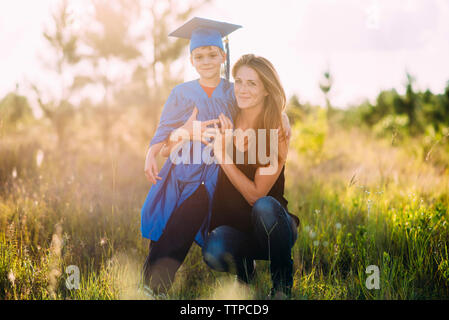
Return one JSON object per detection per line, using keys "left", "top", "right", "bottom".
{"left": 202, "top": 196, "right": 298, "bottom": 293}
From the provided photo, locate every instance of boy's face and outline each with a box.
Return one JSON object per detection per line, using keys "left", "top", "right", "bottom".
{"left": 190, "top": 46, "right": 226, "bottom": 80}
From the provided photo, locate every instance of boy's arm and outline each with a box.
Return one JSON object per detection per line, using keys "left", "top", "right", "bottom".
{"left": 149, "top": 86, "right": 187, "bottom": 147}
{"left": 144, "top": 137, "right": 178, "bottom": 184}
{"left": 144, "top": 142, "right": 164, "bottom": 184}
{"left": 160, "top": 134, "right": 185, "bottom": 158}
{"left": 145, "top": 86, "right": 184, "bottom": 183}
{"left": 160, "top": 107, "right": 219, "bottom": 157}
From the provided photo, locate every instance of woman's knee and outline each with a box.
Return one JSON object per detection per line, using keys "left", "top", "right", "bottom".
{"left": 252, "top": 196, "right": 283, "bottom": 232}
{"left": 202, "top": 226, "right": 235, "bottom": 272}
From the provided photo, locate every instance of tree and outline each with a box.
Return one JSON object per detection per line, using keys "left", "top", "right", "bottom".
{"left": 0, "top": 84, "right": 33, "bottom": 132}
{"left": 31, "top": 0, "right": 81, "bottom": 149}
{"left": 285, "top": 94, "right": 305, "bottom": 124}
{"left": 371, "top": 89, "right": 398, "bottom": 124}
{"left": 436, "top": 81, "right": 449, "bottom": 128}
{"left": 402, "top": 72, "right": 422, "bottom": 134}
{"left": 77, "top": 0, "right": 210, "bottom": 151}
{"left": 78, "top": 0, "right": 142, "bottom": 153}
{"left": 128, "top": 0, "right": 211, "bottom": 128}
{"left": 319, "top": 66, "right": 334, "bottom": 115}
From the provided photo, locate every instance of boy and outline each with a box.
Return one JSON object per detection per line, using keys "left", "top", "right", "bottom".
{"left": 141, "top": 17, "right": 241, "bottom": 294}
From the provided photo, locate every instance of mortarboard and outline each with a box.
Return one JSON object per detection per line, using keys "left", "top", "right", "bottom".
{"left": 169, "top": 17, "right": 242, "bottom": 80}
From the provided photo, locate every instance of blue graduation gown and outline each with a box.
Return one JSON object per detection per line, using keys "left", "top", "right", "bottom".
{"left": 141, "top": 78, "right": 237, "bottom": 247}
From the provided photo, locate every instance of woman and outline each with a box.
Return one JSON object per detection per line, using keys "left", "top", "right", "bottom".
{"left": 202, "top": 54, "right": 300, "bottom": 299}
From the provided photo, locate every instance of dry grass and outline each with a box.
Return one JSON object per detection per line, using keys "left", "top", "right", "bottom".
{"left": 1, "top": 110, "right": 448, "bottom": 299}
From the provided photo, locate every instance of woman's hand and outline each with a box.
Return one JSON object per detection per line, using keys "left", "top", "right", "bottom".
{"left": 218, "top": 113, "right": 233, "bottom": 132}
{"left": 205, "top": 113, "right": 234, "bottom": 164}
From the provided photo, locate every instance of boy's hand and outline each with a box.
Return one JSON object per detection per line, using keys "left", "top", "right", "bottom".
{"left": 144, "top": 145, "right": 163, "bottom": 184}
{"left": 181, "top": 106, "right": 220, "bottom": 144}
{"left": 160, "top": 142, "right": 171, "bottom": 158}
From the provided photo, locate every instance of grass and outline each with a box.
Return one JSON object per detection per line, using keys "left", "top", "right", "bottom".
{"left": 0, "top": 111, "right": 448, "bottom": 299}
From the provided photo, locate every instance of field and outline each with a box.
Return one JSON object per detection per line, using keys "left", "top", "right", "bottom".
{"left": 1, "top": 108, "right": 448, "bottom": 300}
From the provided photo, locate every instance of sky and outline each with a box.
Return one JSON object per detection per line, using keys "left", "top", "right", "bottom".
{"left": 1, "top": 0, "right": 449, "bottom": 110}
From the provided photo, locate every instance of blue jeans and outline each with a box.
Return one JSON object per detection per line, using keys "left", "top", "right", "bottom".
{"left": 202, "top": 196, "right": 298, "bottom": 293}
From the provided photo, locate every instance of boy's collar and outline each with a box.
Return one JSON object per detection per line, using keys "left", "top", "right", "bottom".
{"left": 198, "top": 77, "right": 223, "bottom": 88}
{"left": 196, "top": 78, "right": 225, "bottom": 98}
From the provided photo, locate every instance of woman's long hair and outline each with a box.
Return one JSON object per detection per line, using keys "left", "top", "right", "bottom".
{"left": 232, "top": 54, "right": 287, "bottom": 168}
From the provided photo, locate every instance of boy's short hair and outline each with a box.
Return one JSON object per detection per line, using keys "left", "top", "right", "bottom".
{"left": 191, "top": 45, "right": 225, "bottom": 57}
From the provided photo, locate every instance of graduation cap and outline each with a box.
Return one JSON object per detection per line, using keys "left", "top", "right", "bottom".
{"left": 169, "top": 17, "right": 242, "bottom": 80}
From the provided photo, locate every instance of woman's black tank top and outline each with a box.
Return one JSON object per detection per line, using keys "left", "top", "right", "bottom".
{"left": 210, "top": 140, "right": 299, "bottom": 234}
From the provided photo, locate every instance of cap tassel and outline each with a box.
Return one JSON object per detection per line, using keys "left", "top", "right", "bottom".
{"left": 224, "top": 36, "right": 230, "bottom": 81}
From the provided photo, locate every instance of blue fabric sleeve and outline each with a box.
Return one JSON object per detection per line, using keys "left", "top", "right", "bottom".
{"left": 149, "top": 86, "right": 189, "bottom": 147}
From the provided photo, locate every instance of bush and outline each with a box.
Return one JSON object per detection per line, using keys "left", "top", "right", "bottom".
{"left": 291, "top": 107, "right": 328, "bottom": 163}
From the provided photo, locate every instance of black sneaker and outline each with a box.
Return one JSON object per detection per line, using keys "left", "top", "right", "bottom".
{"left": 237, "top": 260, "right": 257, "bottom": 284}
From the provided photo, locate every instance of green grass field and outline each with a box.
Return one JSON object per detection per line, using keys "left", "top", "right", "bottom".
{"left": 1, "top": 111, "right": 448, "bottom": 300}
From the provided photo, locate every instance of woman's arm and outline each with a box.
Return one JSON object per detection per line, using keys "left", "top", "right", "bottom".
{"left": 210, "top": 113, "right": 290, "bottom": 206}
{"left": 220, "top": 135, "right": 289, "bottom": 206}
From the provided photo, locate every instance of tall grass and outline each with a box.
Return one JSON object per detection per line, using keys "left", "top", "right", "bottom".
{"left": 0, "top": 108, "right": 448, "bottom": 299}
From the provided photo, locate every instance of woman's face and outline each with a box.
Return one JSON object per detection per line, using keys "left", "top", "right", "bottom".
{"left": 234, "top": 65, "right": 268, "bottom": 110}
{"left": 190, "top": 46, "right": 225, "bottom": 80}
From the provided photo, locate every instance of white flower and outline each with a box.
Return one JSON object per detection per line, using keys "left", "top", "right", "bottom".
{"left": 309, "top": 231, "right": 316, "bottom": 239}
{"left": 367, "top": 200, "right": 373, "bottom": 215}
{"left": 323, "top": 241, "right": 329, "bottom": 248}
{"left": 335, "top": 223, "right": 342, "bottom": 230}
{"left": 8, "top": 270, "right": 15, "bottom": 286}
{"left": 313, "top": 240, "right": 320, "bottom": 247}
{"left": 36, "top": 149, "right": 44, "bottom": 167}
